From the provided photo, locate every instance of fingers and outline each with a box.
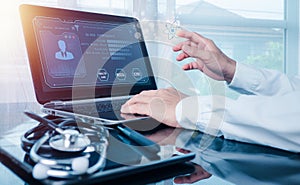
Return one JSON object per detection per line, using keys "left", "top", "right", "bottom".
{"left": 121, "top": 88, "right": 172, "bottom": 116}
{"left": 182, "top": 45, "right": 211, "bottom": 60}
{"left": 173, "top": 40, "right": 191, "bottom": 52}
{"left": 121, "top": 88, "right": 181, "bottom": 127}
{"left": 173, "top": 30, "right": 209, "bottom": 62}
{"left": 121, "top": 102, "right": 151, "bottom": 116}
{"left": 177, "top": 30, "right": 208, "bottom": 45}
{"left": 121, "top": 90, "right": 162, "bottom": 115}
{"left": 173, "top": 165, "right": 212, "bottom": 184}
{"left": 182, "top": 61, "right": 204, "bottom": 71}
{"left": 176, "top": 52, "right": 190, "bottom": 61}
{"left": 121, "top": 94, "right": 152, "bottom": 112}
{"left": 175, "top": 47, "right": 204, "bottom": 61}
{"left": 120, "top": 113, "right": 141, "bottom": 120}
{"left": 139, "top": 90, "right": 158, "bottom": 96}
{"left": 175, "top": 30, "right": 207, "bottom": 51}
{"left": 173, "top": 40, "right": 192, "bottom": 61}
{"left": 124, "top": 92, "right": 156, "bottom": 106}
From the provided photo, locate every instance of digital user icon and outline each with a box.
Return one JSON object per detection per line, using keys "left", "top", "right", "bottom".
{"left": 55, "top": 40, "right": 74, "bottom": 60}
{"left": 115, "top": 69, "right": 126, "bottom": 80}
{"left": 97, "top": 69, "right": 109, "bottom": 81}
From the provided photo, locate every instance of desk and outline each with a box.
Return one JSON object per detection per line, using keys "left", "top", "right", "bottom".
{"left": 1, "top": 103, "right": 300, "bottom": 185}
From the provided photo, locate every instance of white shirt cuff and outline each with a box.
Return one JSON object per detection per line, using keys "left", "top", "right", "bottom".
{"left": 176, "top": 96, "right": 231, "bottom": 136}
{"left": 228, "top": 62, "right": 263, "bottom": 94}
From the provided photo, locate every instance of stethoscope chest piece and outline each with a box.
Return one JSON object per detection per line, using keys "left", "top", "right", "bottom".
{"left": 49, "top": 129, "right": 91, "bottom": 152}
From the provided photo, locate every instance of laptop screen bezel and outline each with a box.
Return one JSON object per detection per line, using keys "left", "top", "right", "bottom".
{"left": 19, "top": 4, "right": 157, "bottom": 104}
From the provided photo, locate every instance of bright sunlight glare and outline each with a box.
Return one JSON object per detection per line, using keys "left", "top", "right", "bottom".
{"left": 0, "top": 1, "right": 24, "bottom": 63}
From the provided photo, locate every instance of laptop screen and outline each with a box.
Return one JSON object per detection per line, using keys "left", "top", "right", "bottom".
{"left": 20, "top": 5, "right": 157, "bottom": 104}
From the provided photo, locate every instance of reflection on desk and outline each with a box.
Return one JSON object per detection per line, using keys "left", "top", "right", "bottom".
{"left": 0, "top": 102, "right": 41, "bottom": 136}
{"left": 146, "top": 127, "right": 300, "bottom": 185}
{"left": 1, "top": 112, "right": 300, "bottom": 185}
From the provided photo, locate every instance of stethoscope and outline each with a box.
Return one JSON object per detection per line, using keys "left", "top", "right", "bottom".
{"left": 23, "top": 111, "right": 109, "bottom": 180}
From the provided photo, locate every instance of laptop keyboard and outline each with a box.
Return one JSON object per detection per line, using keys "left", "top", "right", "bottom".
{"left": 96, "top": 99, "right": 128, "bottom": 112}
{"left": 62, "top": 98, "right": 129, "bottom": 116}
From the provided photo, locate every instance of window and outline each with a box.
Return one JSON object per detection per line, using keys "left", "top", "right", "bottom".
{"left": 175, "top": 0, "right": 299, "bottom": 96}
{"left": 169, "top": 0, "right": 294, "bottom": 96}
{"left": 0, "top": 0, "right": 298, "bottom": 104}
{"left": 77, "top": 0, "right": 131, "bottom": 16}
{"left": 135, "top": 0, "right": 298, "bottom": 97}
{"left": 176, "top": 0, "right": 286, "bottom": 72}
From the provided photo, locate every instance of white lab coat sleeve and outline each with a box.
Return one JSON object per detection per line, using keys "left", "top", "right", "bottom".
{"left": 175, "top": 63, "right": 300, "bottom": 152}
{"left": 176, "top": 94, "right": 300, "bottom": 152}
{"left": 228, "top": 62, "right": 300, "bottom": 96}
{"left": 222, "top": 92, "right": 300, "bottom": 152}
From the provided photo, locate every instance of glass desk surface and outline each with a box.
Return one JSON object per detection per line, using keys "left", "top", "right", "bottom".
{"left": 1, "top": 103, "right": 300, "bottom": 185}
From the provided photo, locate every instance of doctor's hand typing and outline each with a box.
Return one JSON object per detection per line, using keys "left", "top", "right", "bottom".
{"left": 121, "top": 88, "right": 187, "bottom": 128}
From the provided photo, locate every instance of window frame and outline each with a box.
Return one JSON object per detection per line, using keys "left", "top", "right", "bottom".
{"left": 285, "top": 0, "right": 299, "bottom": 76}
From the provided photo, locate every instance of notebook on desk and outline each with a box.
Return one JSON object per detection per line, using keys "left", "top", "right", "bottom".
{"left": 20, "top": 4, "right": 157, "bottom": 125}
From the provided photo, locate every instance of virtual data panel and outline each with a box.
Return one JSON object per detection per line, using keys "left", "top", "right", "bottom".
{"left": 33, "top": 16, "right": 150, "bottom": 88}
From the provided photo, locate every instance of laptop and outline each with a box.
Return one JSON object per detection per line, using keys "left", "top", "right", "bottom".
{"left": 20, "top": 4, "right": 158, "bottom": 125}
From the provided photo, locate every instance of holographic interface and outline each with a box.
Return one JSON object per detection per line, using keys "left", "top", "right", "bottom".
{"left": 164, "top": 20, "right": 181, "bottom": 40}
{"left": 33, "top": 16, "right": 150, "bottom": 88}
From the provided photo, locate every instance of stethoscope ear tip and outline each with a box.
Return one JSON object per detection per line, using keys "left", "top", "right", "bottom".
{"left": 32, "top": 163, "right": 49, "bottom": 180}
{"left": 72, "top": 157, "right": 89, "bottom": 173}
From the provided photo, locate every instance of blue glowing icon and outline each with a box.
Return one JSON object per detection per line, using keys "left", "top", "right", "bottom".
{"left": 164, "top": 20, "right": 181, "bottom": 40}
